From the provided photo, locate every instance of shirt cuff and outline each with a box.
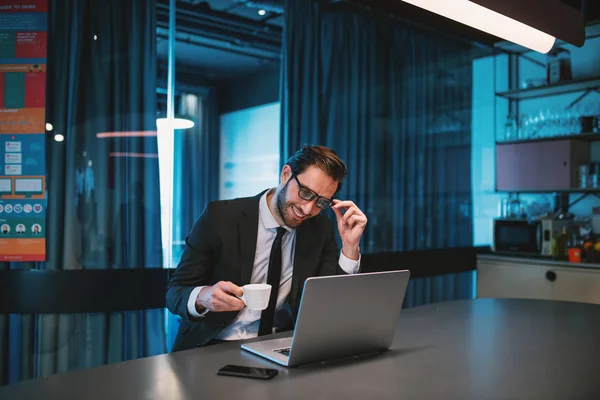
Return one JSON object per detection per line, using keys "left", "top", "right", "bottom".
{"left": 187, "top": 286, "right": 209, "bottom": 318}
{"left": 339, "top": 252, "right": 361, "bottom": 274}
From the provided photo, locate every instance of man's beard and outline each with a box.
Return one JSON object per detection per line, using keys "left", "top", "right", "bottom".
{"left": 276, "top": 183, "right": 308, "bottom": 228}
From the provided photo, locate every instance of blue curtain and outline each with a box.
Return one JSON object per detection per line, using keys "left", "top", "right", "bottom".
{"left": 0, "top": 0, "right": 165, "bottom": 385}
{"left": 173, "top": 89, "right": 220, "bottom": 250}
{"left": 169, "top": 88, "right": 220, "bottom": 350}
{"left": 281, "top": 0, "right": 475, "bottom": 307}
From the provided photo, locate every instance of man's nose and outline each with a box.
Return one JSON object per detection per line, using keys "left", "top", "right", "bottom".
{"left": 300, "top": 200, "right": 318, "bottom": 215}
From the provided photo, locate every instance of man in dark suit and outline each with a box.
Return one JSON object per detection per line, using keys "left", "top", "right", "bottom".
{"left": 166, "top": 145, "right": 368, "bottom": 352}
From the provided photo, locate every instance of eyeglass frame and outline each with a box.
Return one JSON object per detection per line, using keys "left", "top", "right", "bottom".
{"left": 290, "top": 172, "right": 334, "bottom": 210}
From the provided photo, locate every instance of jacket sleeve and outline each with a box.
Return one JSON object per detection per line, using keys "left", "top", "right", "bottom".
{"left": 166, "top": 203, "right": 219, "bottom": 320}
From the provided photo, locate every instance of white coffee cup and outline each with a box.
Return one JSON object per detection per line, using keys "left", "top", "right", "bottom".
{"left": 238, "top": 284, "right": 272, "bottom": 310}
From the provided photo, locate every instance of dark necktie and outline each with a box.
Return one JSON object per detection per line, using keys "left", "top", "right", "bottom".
{"left": 258, "top": 227, "right": 286, "bottom": 336}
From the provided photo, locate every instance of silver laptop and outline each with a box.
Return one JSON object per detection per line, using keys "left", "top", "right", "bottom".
{"left": 241, "top": 270, "right": 410, "bottom": 367}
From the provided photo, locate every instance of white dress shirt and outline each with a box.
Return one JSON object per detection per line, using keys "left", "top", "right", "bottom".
{"left": 186, "top": 189, "right": 361, "bottom": 340}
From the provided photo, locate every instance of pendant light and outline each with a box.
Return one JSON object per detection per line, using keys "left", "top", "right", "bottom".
{"left": 156, "top": 116, "right": 195, "bottom": 130}
{"left": 401, "top": 0, "right": 586, "bottom": 53}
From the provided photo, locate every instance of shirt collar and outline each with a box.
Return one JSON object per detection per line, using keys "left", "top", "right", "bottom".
{"left": 260, "top": 189, "right": 293, "bottom": 232}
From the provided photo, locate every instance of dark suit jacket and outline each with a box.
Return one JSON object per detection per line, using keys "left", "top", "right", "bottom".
{"left": 166, "top": 191, "right": 347, "bottom": 352}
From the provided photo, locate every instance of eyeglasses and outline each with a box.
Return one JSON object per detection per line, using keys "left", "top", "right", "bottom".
{"left": 291, "top": 173, "right": 334, "bottom": 210}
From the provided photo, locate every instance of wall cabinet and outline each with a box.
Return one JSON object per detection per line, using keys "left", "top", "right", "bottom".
{"left": 477, "top": 255, "right": 600, "bottom": 305}
{"left": 496, "top": 139, "right": 590, "bottom": 191}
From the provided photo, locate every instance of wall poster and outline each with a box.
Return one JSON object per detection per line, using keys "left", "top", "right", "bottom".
{"left": 0, "top": 0, "right": 47, "bottom": 261}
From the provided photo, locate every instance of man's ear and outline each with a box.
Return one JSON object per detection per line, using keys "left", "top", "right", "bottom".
{"left": 280, "top": 165, "right": 293, "bottom": 184}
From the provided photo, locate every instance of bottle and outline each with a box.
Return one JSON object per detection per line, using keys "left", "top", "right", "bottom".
{"left": 519, "top": 205, "right": 527, "bottom": 219}
{"left": 567, "top": 234, "right": 581, "bottom": 263}
{"left": 504, "top": 114, "right": 516, "bottom": 141}
{"left": 556, "top": 227, "right": 569, "bottom": 261}
{"left": 509, "top": 194, "right": 521, "bottom": 218}
{"left": 498, "top": 198, "right": 509, "bottom": 218}
{"left": 551, "top": 237, "right": 558, "bottom": 258}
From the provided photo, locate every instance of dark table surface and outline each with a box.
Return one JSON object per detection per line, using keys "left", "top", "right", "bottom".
{"left": 2, "top": 298, "right": 600, "bottom": 400}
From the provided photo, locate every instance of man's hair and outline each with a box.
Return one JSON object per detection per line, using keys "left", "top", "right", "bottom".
{"left": 286, "top": 145, "right": 347, "bottom": 193}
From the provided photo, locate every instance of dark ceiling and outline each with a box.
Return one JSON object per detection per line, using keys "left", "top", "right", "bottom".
{"left": 156, "top": 0, "right": 283, "bottom": 82}
{"left": 156, "top": 0, "right": 600, "bottom": 85}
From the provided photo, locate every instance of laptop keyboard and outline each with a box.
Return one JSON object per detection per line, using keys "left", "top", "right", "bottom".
{"left": 273, "top": 347, "right": 291, "bottom": 357}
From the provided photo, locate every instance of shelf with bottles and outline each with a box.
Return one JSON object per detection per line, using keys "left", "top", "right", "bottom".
{"left": 497, "top": 106, "right": 600, "bottom": 144}
{"left": 495, "top": 46, "right": 600, "bottom": 144}
{"left": 492, "top": 189, "right": 600, "bottom": 212}
{"left": 495, "top": 76, "right": 600, "bottom": 101}
{"left": 496, "top": 46, "right": 600, "bottom": 100}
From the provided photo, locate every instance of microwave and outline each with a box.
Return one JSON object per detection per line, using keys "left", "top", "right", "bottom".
{"left": 493, "top": 218, "right": 542, "bottom": 255}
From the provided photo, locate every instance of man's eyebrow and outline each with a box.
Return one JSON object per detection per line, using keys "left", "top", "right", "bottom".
{"left": 295, "top": 174, "right": 333, "bottom": 200}
{"left": 307, "top": 184, "right": 333, "bottom": 200}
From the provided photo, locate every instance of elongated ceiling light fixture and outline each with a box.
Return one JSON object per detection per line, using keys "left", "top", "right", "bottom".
{"left": 401, "top": 0, "right": 556, "bottom": 53}
{"left": 156, "top": 117, "right": 195, "bottom": 130}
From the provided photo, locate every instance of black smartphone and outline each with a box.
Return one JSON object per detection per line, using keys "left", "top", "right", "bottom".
{"left": 216, "top": 364, "right": 278, "bottom": 380}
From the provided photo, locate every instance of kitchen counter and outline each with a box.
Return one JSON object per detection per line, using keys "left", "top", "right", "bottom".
{"left": 477, "top": 254, "right": 600, "bottom": 305}
{"left": 479, "top": 253, "right": 600, "bottom": 270}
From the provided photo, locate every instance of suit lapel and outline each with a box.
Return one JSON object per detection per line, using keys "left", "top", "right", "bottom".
{"left": 238, "top": 198, "right": 260, "bottom": 286}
